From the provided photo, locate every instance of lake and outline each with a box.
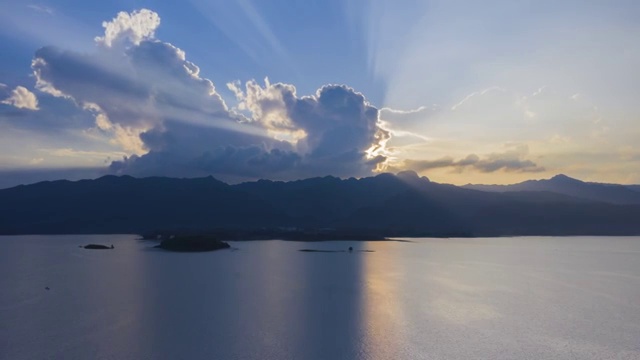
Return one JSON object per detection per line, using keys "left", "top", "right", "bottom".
{"left": 1, "top": 235, "right": 639, "bottom": 359}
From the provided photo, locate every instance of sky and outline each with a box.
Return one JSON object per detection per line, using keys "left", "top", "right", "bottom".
{"left": 1, "top": 0, "right": 639, "bottom": 188}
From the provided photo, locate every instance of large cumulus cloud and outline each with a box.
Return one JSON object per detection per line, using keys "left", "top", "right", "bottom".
{"left": 228, "top": 79, "right": 389, "bottom": 177}
{"left": 28, "top": 9, "right": 389, "bottom": 181}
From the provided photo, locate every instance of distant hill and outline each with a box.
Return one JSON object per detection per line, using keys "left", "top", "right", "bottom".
{"left": 1, "top": 172, "right": 640, "bottom": 236}
{"left": 627, "top": 185, "right": 640, "bottom": 193}
{"left": 464, "top": 174, "right": 640, "bottom": 205}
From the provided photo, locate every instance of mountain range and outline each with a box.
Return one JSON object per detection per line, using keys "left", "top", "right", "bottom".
{"left": 464, "top": 174, "right": 640, "bottom": 204}
{"left": 1, "top": 172, "right": 639, "bottom": 237}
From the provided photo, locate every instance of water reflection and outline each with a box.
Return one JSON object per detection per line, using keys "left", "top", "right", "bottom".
{"left": 427, "top": 272, "right": 500, "bottom": 325}
{"left": 360, "top": 241, "right": 407, "bottom": 359}
{"left": 1, "top": 236, "right": 640, "bottom": 359}
{"left": 292, "top": 241, "right": 366, "bottom": 359}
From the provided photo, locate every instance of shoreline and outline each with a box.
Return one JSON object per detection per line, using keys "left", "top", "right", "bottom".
{"left": 2, "top": 233, "right": 640, "bottom": 240}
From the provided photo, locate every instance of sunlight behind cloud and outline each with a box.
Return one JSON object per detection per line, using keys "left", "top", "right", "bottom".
{"left": 188, "top": 0, "right": 299, "bottom": 77}
{"left": 0, "top": 2, "right": 95, "bottom": 51}
{"left": 347, "top": 0, "right": 640, "bottom": 183}
{"left": 1, "top": 1, "right": 639, "bottom": 184}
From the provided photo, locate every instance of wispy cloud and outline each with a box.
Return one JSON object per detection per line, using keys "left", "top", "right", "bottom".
{"left": 387, "top": 144, "right": 545, "bottom": 174}
{"left": 39, "top": 147, "right": 127, "bottom": 160}
{"left": 27, "top": 4, "right": 53, "bottom": 15}
{"left": 451, "top": 87, "right": 505, "bottom": 111}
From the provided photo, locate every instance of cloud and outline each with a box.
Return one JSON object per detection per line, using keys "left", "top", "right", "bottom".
{"left": 27, "top": 4, "right": 53, "bottom": 15}
{"left": 30, "top": 10, "right": 240, "bottom": 148}
{"left": 1, "top": 86, "right": 39, "bottom": 110}
{"left": 380, "top": 106, "right": 431, "bottom": 116}
{"left": 450, "top": 87, "right": 505, "bottom": 111}
{"left": 42, "top": 147, "right": 127, "bottom": 160}
{"left": 110, "top": 80, "right": 390, "bottom": 180}
{"left": 110, "top": 142, "right": 302, "bottom": 180}
{"left": 356, "top": 1, "right": 640, "bottom": 185}
{"left": 95, "top": 9, "right": 160, "bottom": 47}
{"left": 389, "top": 144, "right": 544, "bottom": 174}
{"left": 378, "top": 105, "right": 437, "bottom": 146}
{"left": 230, "top": 79, "right": 388, "bottom": 160}
{"left": 24, "top": 9, "right": 390, "bottom": 181}
{"left": 108, "top": 118, "right": 297, "bottom": 179}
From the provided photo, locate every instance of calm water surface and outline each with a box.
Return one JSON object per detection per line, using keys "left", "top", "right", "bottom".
{"left": 1, "top": 235, "right": 639, "bottom": 359}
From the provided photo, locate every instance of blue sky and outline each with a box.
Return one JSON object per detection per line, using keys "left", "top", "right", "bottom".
{"left": 1, "top": 0, "right": 639, "bottom": 187}
{"left": 0, "top": 0, "right": 375, "bottom": 94}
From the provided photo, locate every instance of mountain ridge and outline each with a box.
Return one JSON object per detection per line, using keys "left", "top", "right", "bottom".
{"left": 464, "top": 174, "right": 640, "bottom": 205}
{"left": 1, "top": 172, "right": 639, "bottom": 237}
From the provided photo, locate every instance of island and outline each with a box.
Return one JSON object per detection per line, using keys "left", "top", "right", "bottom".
{"left": 83, "top": 244, "right": 114, "bottom": 250}
{"left": 155, "top": 236, "right": 231, "bottom": 252}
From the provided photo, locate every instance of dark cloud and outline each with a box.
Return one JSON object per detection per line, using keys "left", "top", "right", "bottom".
{"left": 401, "top": 157, "right": 458, "bottom": 172}
{"left": 108, "top": 145, "right": 302, "bottom": 180}
{"left": 109, "top": 120, "right": 298, "bottom": 179}
{"left": 294, "top": 85, "right": 384, "bottom": 158}
{"left": 391, "top": 146, "right": 544, "bottom": 174}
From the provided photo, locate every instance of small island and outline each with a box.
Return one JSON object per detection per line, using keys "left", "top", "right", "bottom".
{"left": 155, "top": 236, "right": 231, "bottom": 252}
{"left": 83, "top": 244, "right": 114, "bottom": 250}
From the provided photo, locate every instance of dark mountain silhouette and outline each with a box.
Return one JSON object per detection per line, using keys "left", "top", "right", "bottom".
{"left": 464, "top": 174, "right": 640, "bottom": 205}
{"left": 0, "top": 175, "right": 288, "bottom": 234}
{"left": 1, "top": 172, "right": 640, "bottom": 236}
{"left": 626, "top": 185, "right": 640, "bottom": 193}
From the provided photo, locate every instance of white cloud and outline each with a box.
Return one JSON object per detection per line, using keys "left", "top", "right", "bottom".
{"left": 228, "top": 77, "right": 299, "bottom": 136}
{"left": 27, "top": 4, "right": 53, "bottom": 15}
{"left": 95, "top": 113, "right": 112, "bottom": 130}
{"left": 95, "top": 9, "right": 160, "bottom": 47}
{"left": 451, "top": 87, "right": 505, "bottom": 111}
{"left": 380, "top": 105, "right": 431, "bottom": 115}
{"left": 2, "top": 86, "right": 39, "bottom": 110}
{"left": 532, "top": 86, "right": 547, "bottom": 97}
{"left": 31, "top": 9, "right": 235, "bottom": 148}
